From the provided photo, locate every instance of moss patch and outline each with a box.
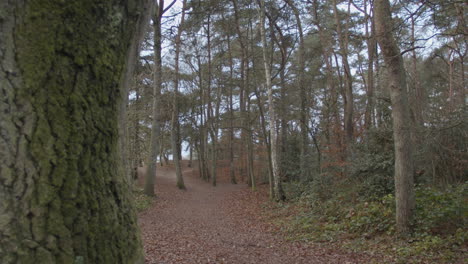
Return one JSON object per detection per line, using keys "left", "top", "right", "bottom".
{"left": 9, "top": 0, "right": 146, "bottom": 263}
{"left": 133, "top": 187, "right": 155, "bottom": 212}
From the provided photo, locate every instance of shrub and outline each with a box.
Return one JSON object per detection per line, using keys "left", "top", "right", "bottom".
{"left": 350, "top": 127, "right": 395, "bottom": 200}
{"left": 412, "top": 183, "right": 467, "bottom": 235}
{"left": 345, "top": 194, "right": 396, "bottom": 236}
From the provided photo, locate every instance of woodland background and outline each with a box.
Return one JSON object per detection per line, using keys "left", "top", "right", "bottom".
{"left": 129, "top": 0, "right": 466, "bottom": 262}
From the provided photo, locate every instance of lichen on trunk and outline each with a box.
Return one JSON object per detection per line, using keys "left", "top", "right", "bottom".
{"left": 0, "top": 1, "right": 150, "bottom": 263}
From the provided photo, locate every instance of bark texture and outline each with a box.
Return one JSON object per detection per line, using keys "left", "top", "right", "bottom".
{"left": 145, "top": 1, "right": 164, "bottom": 196}
{"left": 260, "top": 0, "right": 284, "bottom": 201}
{"left": 374, "top": 0, "right": 415, "bottom": 235}
{"left": 120, "top": 0, "right": 152, "bottom": 184}
{"left": 333, "top": 0, "right": 354, "bottom": 150}
{"left": 172, "top": 0, "right": 187, "bottom": 190}
{"left": 0, "top": 1, "right": 149, "bottom": 263}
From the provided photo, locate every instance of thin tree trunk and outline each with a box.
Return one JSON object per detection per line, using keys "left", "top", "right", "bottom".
{"left": 260, "top": 0, "right": 285, "bottom": 201}
{"left": 313, "top": 0, "right": 340, "bottom": 173}
{"left": 375, "top": 46, "right": 383, "bottom": 127}
{"left": 364, "top": 0, "right": 376, "bottom": 133}
{"left": 171, "top": 0, "right": 187, "bottom": 190}
{"left": 232, "top": 0, "right": 249, "bottom": 183}
{"left": 375, "top": 0, "right": 415, "bottom": 235}
{"left": 247, "top": 90, "right": 256, "bottom": 191}
{"left": 254, "top": 84, "right": 274, "bottom": 199}
{"left": 411, "top": 17, "right": 424, "bottom": 126}
{"left": 271, "top": 14, "right": 288, "bottom": 184}
{"left": 285, "top": 0, "right": 309, "bottom": 182}
{"left": 159, "top": 148, "right": 164, "bottom": 166}
{"left": 145, "top": 2, "right": 165, "bottom": 196}
{"left": 279, "top": 66, "right": 288, "bottom": 186}
{"left": 119, "top": 0, "right": 152, "bottom": 187}
{"left": 204, "top": 13, "right": 220, "bottom": 187}
{"left": 333, "top": 0, "right": 354, "bottom": 152}
{"left": 196, "top": 52, "right": 209, "bottom": 181}
{"left": 227, "top": 34, "right": 237, "bottom": 184}
{"left": 132, "top": 86, "right": 141, "bottom": 171}
{"left": 246, "top": 18, "right": 256, "bottom": 191}
{"left": 188, "top": 142, "right": 193, "bottom": 167}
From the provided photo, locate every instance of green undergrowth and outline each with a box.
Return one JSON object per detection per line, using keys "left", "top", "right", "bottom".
{"left": 265, "top": 182, "right": 467, "bottom": 263}
{"left": 133, "top": 187, "right": 154, "bottom": 212}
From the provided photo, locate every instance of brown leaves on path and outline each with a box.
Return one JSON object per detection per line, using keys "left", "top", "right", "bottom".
{"left": 138, "top": 166, "right": 370, "bottom": 264}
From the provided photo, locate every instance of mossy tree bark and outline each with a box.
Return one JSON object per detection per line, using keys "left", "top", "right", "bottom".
{"left": 374, "top": 0, "right": 415, "bottom": 235}
{"left": 0, "top": 0, "right": 151, "bottom": 263}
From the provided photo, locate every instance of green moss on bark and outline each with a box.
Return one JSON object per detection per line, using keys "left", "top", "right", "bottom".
{"left": 0, "top": 0, "right": 147, "bottom": 263}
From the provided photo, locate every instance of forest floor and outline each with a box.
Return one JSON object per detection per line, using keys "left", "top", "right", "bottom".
{"left": 137, "top": 165, "right": 377, "bottom": 264}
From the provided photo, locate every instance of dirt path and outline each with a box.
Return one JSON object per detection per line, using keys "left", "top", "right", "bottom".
{"left": 138, "top": 166, "right": 367, "bottom": 264}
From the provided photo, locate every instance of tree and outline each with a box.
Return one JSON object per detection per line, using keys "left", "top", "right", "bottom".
{"left": 144, "top": 0, "right": 176, "bottom": 196}
{"left": 332, "top": 0, "right": 354, "bottom": 154}
{"left": 172, "top": 0, "right": 188, "bottom": 190}
{"left": 0, "top": 1, "right": 151, "bottom": 263}
{"left": 374, "top": 0, "right": 415, "bottom": 235}
{"left": 284, "top": 0, "right": 309, "bottom": 182}
{"left": 259, "top": 0, "right": 285, "bottom": 201}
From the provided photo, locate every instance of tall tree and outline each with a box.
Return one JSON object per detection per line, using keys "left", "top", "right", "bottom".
{"left": 312, "top": 0, "right": 343, "bottom": 173}
{"left": 259, "top": 0, "right": 285, "bottom": 201}
{"left": 0, "top": 0, "right": 151, "bottom": 263}
{"left": 360, "top": 0, "right": 377, "bottom": 133}
{"left": 332, "top": 0, "right": 354, "bottom": 153}
{"left": 145, "top": 0, "right": 176, "bottom": 196}
{"left": 172, "top": 0, "right": 188, "bottom": 190}
{"left": 284, "top": 0, "right": 309, "bottom": 182}
{"left": 232, "top": 0, "right": 250, "bottom": 183}
{"left": 374, "top": 0, "right": 415, "bottom": 235}
{"left": 204, "top": 9, "right": 220, "bottom": 187}
{"left": 226, "top": 32, "right": 238, "bottom": 185}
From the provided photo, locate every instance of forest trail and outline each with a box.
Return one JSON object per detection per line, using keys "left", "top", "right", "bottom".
{"left": 138, "top": 165, "right": 368, "bottom": 264}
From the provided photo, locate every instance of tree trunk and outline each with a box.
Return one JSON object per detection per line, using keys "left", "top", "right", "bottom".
{"left": 246, "top": 18, "right": 256, "bottom": 191}
{"left": 409, "top": 15, "right": 424, "bottom": 128}
{"left": 145, "top": 1, "right": 165, "bottom": 196}
{"left": 188, "top": 142, "right": 193, "bottom": 167}
{"left": 247, "top": 92, "right": 256, "bottom": 191}
{"left": 253, "top": 85, "right": 274, "bottom": 199}
{"left": 171, "top": 0, "right": 187, "bottom": 190}
{"left": 374, "top": 0, "right": 415, "bottom": 235}
{"left": 120, "top": 0, "right": 151, "bottom": 185}
{"left": 131, "top": 85, "right": 142, "bottom": 173}
{"left": 227, "top": 34, "right": 237, "bottom": 184}
{"left": 364, "top": 0, "right": 376, "bottom": 134}
{"left": 232, "top": 0, "right": 249, "bottom": 183}
{"left": 285, "top": 0, "right": 309, "bottom": 182}
{"left": 333, "top": 0, "right": 354, "bottom": 152}
{"left": 313, "top": 0, "right": 340, "bottom": 174}
{"left": 195, "top": 49, "right": 210, "bottom": 182}
{"left": 279, "top": 62, "right": 288, "bottom": 187}
{"left": 0, "top": 1, "right": 151, "bottom": 263}
{"left": 260, "top": 0, "right": 285, "bottom": 201}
